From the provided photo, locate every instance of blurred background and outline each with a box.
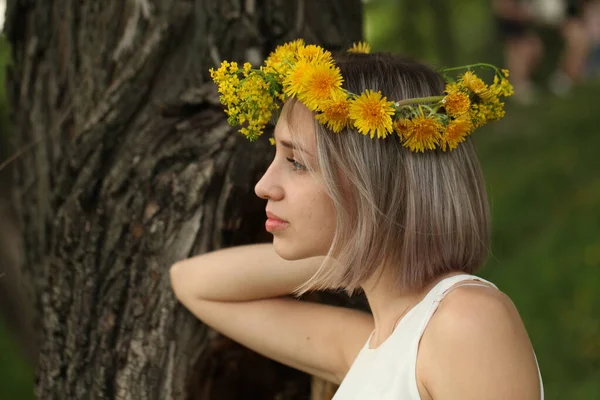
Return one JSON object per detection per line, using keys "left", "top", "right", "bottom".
{"left": 1, "top": 0, "right": 599, "bottom": 398}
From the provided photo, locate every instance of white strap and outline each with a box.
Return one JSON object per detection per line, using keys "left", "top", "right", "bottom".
{"left": 442, "top": 280, "right": 496, "bottom": 296}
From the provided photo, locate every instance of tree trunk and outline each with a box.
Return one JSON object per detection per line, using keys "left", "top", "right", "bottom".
{"left": 4, "top": 0, "right": 362, "bottom": 399}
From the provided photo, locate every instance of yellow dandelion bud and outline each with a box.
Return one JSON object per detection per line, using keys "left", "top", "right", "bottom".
{"left": 347, "top": 42, "right": 371, "bottom": 54}
{"left": 276, "top": 92, "right": 287, "bottom": 102}
{"left": 490, "top": 75, "right": 514, "bottom": 97}
{"left": 401, "top": 114, "right": 443, "bottom": 152}
{"left": 470, "top": 105, "right": 487, "bottom": 129}
{"left": 210, "top": 61, "right": 237, "bottom": 84}
{"left": 443, "top": 90, "right": 471, "bottom": 117}
{"left": 228, "top": 73, "right": 279, "bottom": 141}
{"left": 227, "top": 62, "right": 239, "bottom": 74}
{"left": 393, "top": 118, "right": 412, "bottom": 138}
{"left": 441, "top": 115, "right": 474, "bottom": 151}
{"left": 445, "top": 82, "right": 460, "bottom": 93}
{"left": 349, "top": 90, "right": 396, "bottom": 139}
{"left": 243, "top": 62, "right": 252, "bottom": 77}
{"left": 470, "top": 97, "right": 505, "bottom": 128}
{"left": 500, "top": 79, "right": 514, "bottom": 97}
{"left": 315, "top": 91, "right": 351, "bottom": 133}
{"left": 483, "top": 98, "right": 505, "bottom": 121}
{"left": 297, "top": 62, "right": 344, "bottom": 111}
{"left": 210, "top": 61, "right": 244, "bottom": 109}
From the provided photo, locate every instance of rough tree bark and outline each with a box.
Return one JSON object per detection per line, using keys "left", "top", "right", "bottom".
{"left": 4, "top": 0, "right": 362, "bottom": 399}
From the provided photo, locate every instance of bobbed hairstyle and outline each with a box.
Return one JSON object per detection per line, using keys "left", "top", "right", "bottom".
{"left": 291, "top": 52, "right": 490, "bottom": 296}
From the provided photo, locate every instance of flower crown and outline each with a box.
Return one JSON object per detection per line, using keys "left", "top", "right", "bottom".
{"left": 209, "top": 39, "right": 514, "bottom": 152}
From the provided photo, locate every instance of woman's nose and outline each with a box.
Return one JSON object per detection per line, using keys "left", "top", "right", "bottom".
{"left": 255, "top": 164, "right": 284, "bottom": 201}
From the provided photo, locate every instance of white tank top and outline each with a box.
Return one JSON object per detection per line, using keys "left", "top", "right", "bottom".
{"left": 332, "top": 274, "right": 544, "bottom": 399}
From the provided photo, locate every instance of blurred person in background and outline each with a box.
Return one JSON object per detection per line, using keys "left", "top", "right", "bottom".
{"left": 493, "top": 0, "right": 544, "bottom": 104}
{"left": 548, "top": 0, "right": 592, "bottom": 95}
{"left": 583, "top": 0, "right": 600, "bottom": 77}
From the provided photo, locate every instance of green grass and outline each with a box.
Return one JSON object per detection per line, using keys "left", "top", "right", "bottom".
{"left": 0, "top": 316, "right": 35, "bottom": 400}
{"left": 475, "top": 82, "right": 600, "bottom": 399}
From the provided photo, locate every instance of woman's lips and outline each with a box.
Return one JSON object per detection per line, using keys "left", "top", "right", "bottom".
{"left": 265, "top": 211, "right": 289, "bottom": 233}
{"left": 265, "top": 218, "right": 289, "bottom": 232}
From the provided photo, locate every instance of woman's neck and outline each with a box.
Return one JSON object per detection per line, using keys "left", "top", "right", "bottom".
{"left": 361, "top": 270, "right": 463, "bottom": 348}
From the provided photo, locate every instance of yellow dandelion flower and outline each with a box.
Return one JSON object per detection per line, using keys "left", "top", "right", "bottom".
{"left": 443, "top": 90, "right": 471, "bottom": 117}
{"left": 347, "top": 42, "right": 371, "bottom": 54}
{"left": 501, "top": 69, "right": 510, "bottom": 78}
{"left": 460, "top": 71, "right": 494, "bottom": 100}
{"left": 441, "top": 115, "right": 474, "bottom": 151}
{"left": 263, "top": 39, "right": 305, "bottom": 75}
{"left": 297, "top": 62, "right": 344, "bottom": 111}
{"left": 461, "top": 71, "right": 484, "bottom": 91}
{"left": 315, "top": 91, "right": 351, "bottom": 133}
{"left": 298, "top": 45, "right": 334, "bottom": 64}
{"left": 283, "top": 60, "right": 311, "bottom": 97}
{"left": 349, "top": 90, "right": 396, "bottom": 139}
{"left": 402, "top": 114, "right": 443, "bottom": 152}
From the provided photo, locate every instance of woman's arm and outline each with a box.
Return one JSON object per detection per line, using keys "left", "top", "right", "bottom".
{"left": 170, "top": 243, "right": 322, "bottom": 302}
{"left": 170, "top": 244, "right": 373, "bottom": 383}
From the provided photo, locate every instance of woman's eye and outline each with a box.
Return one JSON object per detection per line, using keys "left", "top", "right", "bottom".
{"left": 286, "top": 157, "right": 306, "bottom": 171}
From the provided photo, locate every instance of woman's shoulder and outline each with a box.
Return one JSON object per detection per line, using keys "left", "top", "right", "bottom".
{"left": 434, "top": 281, "right": 518, "bottom": 329}
{"left": 425, "top": 282, "right": 526, "bottom": 359}
{"left": 426, "top": 282, "right": 531, "bottom": 354}
{"left": 417, "top": 284, "right": 542, "bottom": 399}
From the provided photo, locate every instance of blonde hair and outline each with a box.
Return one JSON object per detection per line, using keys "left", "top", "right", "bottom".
{"left": 292, "top": 53, "right": 490, "bottom": 296}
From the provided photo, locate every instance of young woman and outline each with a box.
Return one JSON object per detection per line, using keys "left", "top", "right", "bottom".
{"left": 170, "top": 42, "right": 544, "bottom": 399}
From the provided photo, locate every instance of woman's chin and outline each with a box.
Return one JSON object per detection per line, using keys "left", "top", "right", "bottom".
{"left": 273, "top": 238, "right": 326, "bottom": 261}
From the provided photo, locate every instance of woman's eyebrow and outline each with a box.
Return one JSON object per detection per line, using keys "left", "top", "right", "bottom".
{"left": 279, "top": 139, "right": 312, "bottom": 157}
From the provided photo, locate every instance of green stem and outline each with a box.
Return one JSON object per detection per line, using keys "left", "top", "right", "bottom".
{"left": 395, "top": 95, "right": 444, "bottom": 107}
{"left": 440, "top": 63, "right": 498, "bottom": 73}
{"left": 441, "top": 63, "right": 498, "bottom": 72}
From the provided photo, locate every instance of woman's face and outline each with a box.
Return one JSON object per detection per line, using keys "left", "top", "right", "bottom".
{"left": 255, "top": 103, "right": 337, "bottom": 260}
